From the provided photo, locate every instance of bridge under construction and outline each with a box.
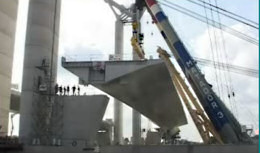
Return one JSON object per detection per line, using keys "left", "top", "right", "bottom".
{"left": 0, "top": 0, "right": 258, "bottom": 153}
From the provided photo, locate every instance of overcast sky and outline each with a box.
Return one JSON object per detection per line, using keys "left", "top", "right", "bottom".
{"left": 11, "top": 0, "right": 259, "bottom": 141}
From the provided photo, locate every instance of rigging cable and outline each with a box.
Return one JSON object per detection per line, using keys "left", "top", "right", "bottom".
{"left": 185, "top": 0, "right": 259, "bottom": 29}
{"left": 207, "top": 0, "right": 232, "bottom": 112}
{"left": 157, "top": 0, "right": 258, "bottom": 118}
{"left": 202, "top": 0, "right": 221, "bottom": 98}
{"left": 196, "top": 0, "right": 259, "bottom": 26}
{"left": 158, "top": 0, "right": 259, "bottom": 46}
{"left": 207, "top": 0, "right": 225, "bottom": 101}
{"left": 212, "top": 0, "right": 239, "bottom": 118}
{"left": 193, "top": 57, "right": 259, "bottom": 78}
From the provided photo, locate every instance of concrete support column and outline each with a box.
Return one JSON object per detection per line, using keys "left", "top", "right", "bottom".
{"left": 115, "top": 19, "right": 124, "bottom": 57}
{"left": 132, "top": 7, "right": 142, "bottom": 145}
{"left": 19, "top": 0, "right": 61, "bottom": 144}
{"left": 0, "top": 0, "right": 18, "bottom": 136}
{"left": 132, "top": 109, "right": 141, "bottom": 145}
{"left": 113, "top": 19, "right": 124, "bottom": 145}
{"left": 114, "top": 99, "right": 123, "bottom": 144}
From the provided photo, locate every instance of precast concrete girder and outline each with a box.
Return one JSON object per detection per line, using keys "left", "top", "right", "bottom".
{"left": 62, "top": 59, "right": 187, "bottom": 129}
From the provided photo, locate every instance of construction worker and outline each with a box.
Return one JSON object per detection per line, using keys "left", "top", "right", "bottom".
{"left": 59, "top": 86, "right": 63, "bottom": 95}
{"left": 77, "top": 86, "right": 80, "bottom": 95}
{"left": 64, "top": 87, "right": 67, "bottom": 95}
{"left": 67, "top": 86, "right": 70, "bottom": 95}
{"left": 54, "top": 84, "right": 58, "bottom": 95}
{"left": 41, "top": 59, "right": 46, "bottom": 67}
{"left": 72, "top": 86, "right": 76, "bottom": 95}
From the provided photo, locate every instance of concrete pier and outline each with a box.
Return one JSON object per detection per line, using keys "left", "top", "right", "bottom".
{"left": 19, "top": 0, "right": 61, "bottom": 144}
{"left": 0, "top": 0, "right": 18, "bottom": 135}
{"left": 113, "top": 19, "right": 124, "bottom": 145}
{"left": 60, "top": 95, "right": 109, "bottom": 146}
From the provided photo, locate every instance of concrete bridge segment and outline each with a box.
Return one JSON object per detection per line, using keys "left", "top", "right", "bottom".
{"left": 62, "top": 58, "right": 187, "bottom": 129}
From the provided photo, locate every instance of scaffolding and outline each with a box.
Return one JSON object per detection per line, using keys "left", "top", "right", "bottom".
{"left": 31, "top": 58, "right": 63, "bottom": 145}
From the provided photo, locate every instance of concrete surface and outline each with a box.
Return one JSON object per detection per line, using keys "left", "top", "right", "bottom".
{"left": 0, "top": 0, "right": 18, "bottom": 135}
{"left": 113, "top": 16, "right": 124, "bottom": 145}
{"left": 19, "top": 0, "right": 61, "bottom": 144}
{"left": 145, "top": 131, "right": 161, "bottom": 145}
{"left": 132, "top": 109, "right": 141, "bottom": 145}
{"left": 10, "top": 89, "right": 20, "bottom": 113}
{"left": 62, "top": 59, "right": 187, "bottom": 129}
{"left": 5, "top": 144, "right": 258, "bottom": 153}
{"left": 100, "top": 145, "right": 259, "bottom": 153}
{"left": 131, "top": 9, "right": 142, "bottom": 144}
{"left": 113, "top": 98, "right": 123, "bottom": 144}
{"left": 96, "top": 119, "right": 113, "bottom": 146}
{"left": 19, "top": 95, "right": 108, "bottom": 147}
{"left": 61, "top": 95, "right": 109, "bottom": 146}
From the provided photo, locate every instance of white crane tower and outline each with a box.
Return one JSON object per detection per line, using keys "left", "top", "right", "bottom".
{"left": 104, "top": 0, "right": 144, "bottom": 145}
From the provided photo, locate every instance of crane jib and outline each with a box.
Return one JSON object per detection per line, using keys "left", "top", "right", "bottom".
{"left": 145, "top": 0, "right": 230, "bottom": 131}
{"left": 174, "top": 40, "right": 228, "bottom": 130}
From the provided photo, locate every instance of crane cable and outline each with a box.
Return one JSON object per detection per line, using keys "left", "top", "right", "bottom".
{"left": 155, "top": 0, "right": 256, "bottom": 117}
{"left": 158, "top": 0, "right": 259, "bottom": 46}
{"left": 185, "top": 0, "right": 259, "bottom": 30}
{"left": 157, "top": 0, "right": 244, "bottom": 116}
{"left": 194, "top": 57, "right": 259, "bottom": 78}
{"left": 207, "top": 0, "right": 226, "bottom": 101}
{"left": 195, "top": 0, "right": 259, "bottom": 26}
{"left": 212, "top": 0, "right": 239, "bottom": 119}
{"left": 202, "top": 0, "right": 222, "bottom": 99}
{"left": 207, "top": 0, "right": 232, "bottom": 113}
{"left": 156, "top": 1, "right": 258, "bottom": 118}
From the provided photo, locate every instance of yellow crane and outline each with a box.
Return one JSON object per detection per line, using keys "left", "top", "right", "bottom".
{"left": 130, "top": 19, "right": 224, "bottom": 144}
{"left": 157, "top": 47, "right": 223, "bottom": 144}
{"left": 131, "top": 22, "right": 145, "bottom": 59}
{"left": 131, "top": 39, "right": 224, "bottom": 143}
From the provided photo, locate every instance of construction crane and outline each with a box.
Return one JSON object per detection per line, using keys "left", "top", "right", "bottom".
{"left": 157, "top": 47, "right": 223, "bottom": 144}
{"left": 141, "top": 0, "right": 252, "bottom": 144}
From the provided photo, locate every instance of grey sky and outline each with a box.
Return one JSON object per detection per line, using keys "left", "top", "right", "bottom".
{"left": 11, "top": 0, "right": 259, "bottom": 141}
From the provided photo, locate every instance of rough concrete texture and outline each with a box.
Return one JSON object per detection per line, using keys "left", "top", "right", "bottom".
{"left": 7, "top": 144, "right": 258, "bottom": 153}
{"left": 61, "top": 95, "right": 109, "bottom": 146}
{"left": 0, "top": 0, "right": 18, "bottom": 135}
{"left": 62, "top": 59, "right": 187, "bottom": 129}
